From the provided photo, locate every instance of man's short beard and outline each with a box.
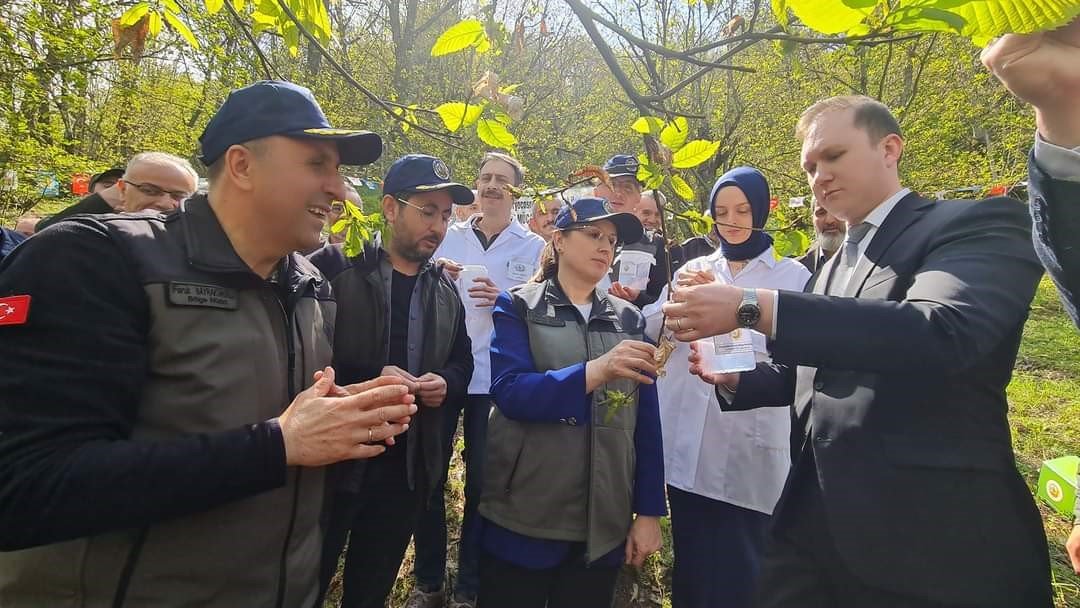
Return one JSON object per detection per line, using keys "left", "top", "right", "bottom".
{"left": 397, "top": 243, "right": 433, "bottom": 264}
{"left": 817, "top": 231, "right": 845, "bottom": 254}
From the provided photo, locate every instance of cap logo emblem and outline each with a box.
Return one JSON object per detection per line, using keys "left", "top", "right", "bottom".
{"left": 433, "top": 159, "right": 451, "bottom": 180}
{"left": 625, "top": 157, "right": 639, "bottom": 172}
{"left": 602, "top": 200, "right": 614, "bottom": 213}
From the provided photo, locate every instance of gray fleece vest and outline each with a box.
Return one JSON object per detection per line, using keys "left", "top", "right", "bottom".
{"left": 479, "top": 279, "right": 643, "bottom": 562}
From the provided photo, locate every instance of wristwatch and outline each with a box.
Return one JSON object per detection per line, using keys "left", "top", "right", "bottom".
{"left": 736, "top": 288, "right": 760, "bottom": 328}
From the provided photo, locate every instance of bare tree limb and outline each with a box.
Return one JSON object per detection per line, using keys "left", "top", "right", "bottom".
{"left": 226, "top": 1, "right": 280, "bottom": 80}
{"left": 272, "top": 0, "right": 461, "bottom": 147}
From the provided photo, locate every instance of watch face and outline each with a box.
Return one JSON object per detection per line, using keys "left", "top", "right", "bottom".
{"left": 737, "top": 303, "right": 761, "bottom": 327}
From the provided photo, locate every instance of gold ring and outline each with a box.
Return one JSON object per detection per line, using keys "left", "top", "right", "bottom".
{"left": 367, "top": 428, "right": 374, "bottom": 443}
{"left": 675, "top": 318, "right": 683, "bottom": 331}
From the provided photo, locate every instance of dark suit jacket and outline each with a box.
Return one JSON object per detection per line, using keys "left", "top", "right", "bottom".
{"left": 795, "top": 242, "right": 833, "bottom": 275}
{"left": 730, "top": 193, "right": 1051, "bottom": 606}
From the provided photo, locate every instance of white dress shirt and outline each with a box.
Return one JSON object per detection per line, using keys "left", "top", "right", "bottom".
{"left": 769, "top": 187, "right": 911, "bottom": 337}
{"left": 643, "top": 247, "right": 810, "bottom": 514}
{"left": 433, "top": 216, "right": 545, "bottom": 395}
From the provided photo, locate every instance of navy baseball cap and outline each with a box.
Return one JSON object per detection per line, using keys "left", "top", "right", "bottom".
{"left": 603, "top": 154, "right": 641, "bottom": 181}
{"left": 383, "top": 154, "right": 473, "bottom": 205}
{"left": 198, "top": 81, "right": 383, "bottom": 166}
{"left": 554, "top": 196, "right": 643, "bottom": 244}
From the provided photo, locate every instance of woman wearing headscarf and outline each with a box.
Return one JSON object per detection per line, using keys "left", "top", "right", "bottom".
{"left": 651, "top": 167, "right": 811, "bottom": 608}
{"left": 477, "top": 197, "right": 666, "bottom": 608}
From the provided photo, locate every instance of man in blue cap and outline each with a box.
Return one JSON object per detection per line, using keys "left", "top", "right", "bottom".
{"left": 309, "top": 155, "right": 475, "bottom": 608}
{"left": 594, "top": 154, "right": 670, "bottom": 309}
{"left": 0, "top": 81, "right": 417, "bottom": 607}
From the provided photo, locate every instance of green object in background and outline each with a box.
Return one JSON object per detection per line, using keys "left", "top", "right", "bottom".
{"left": 1037, "top": 455, "right": 1078, "bottom": 518}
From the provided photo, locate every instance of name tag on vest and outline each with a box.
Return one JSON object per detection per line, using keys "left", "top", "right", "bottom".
{"left": 167, "top": 282, "right": 239, "bottom": 310}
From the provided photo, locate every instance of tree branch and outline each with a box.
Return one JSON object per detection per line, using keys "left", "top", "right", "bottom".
{"left": 226, "top": 0, "right": 280, "bottom": 80}
{"left": 273, "top": 0, "right": 461, "bottom": 147}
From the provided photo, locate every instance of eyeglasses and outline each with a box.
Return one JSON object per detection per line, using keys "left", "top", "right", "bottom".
{"left": 330, "top": 201, "right": 345, "bottom": 213}
{"left": 397, "top": 197, "right": 452, "bottom": 225}
{"left": 124, "top": 181, "right": 193, "bottom": 202}
{"left": 563, "top": 225, "right": 620, "bottom": 248}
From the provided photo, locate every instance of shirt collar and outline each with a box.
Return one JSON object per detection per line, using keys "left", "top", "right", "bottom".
{"left": 705, "top": 240, "right": 777, "bottom": 269}
{"left": 861, "top": 187, "right": 912, "bottom": 229}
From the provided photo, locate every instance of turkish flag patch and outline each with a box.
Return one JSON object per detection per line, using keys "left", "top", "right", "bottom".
{"left": 0, "top": 295, "right": 31, "bottom": 326}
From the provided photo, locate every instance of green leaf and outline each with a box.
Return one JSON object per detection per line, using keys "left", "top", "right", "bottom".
{"left": 681, "top": 209, "right": 714, "bottom": 236}
{"left": 163, "top": 0, "right": 181, "bottom": 14}
{"left": 672, "top": 140, "right": 721, "bottom": 169}
{"left": 784, "top": 0, "right": 872, "bottom": 34}
{"left": 433, "top": 102, "right": 484, "bottom": 132}
{"left": 499, "top": 83, "right": 522, "bottom": 94}
{"left": 282, "top": 21, "right": 299, "bottom": 56}
{"left": 120, "top": 2, "right": 151, "bottom": 26}
{"left": 660, "top": 116, "right": 690, "bottom": 150}
{"left": 233, "top": 0, "right": 246, "bottom": 10}
{"left": 771, "top": 0, "right": 790, "bottom": 28}
{"left": 910, "top": 7, "right": 968, "bottom": 33}
{"left": 493, "top": 110, "right": 512, "bottom": 125}
{"left": 631, "top": 116, "right": 665, "bottom": 135}
{"left": 164, "top": 10, "right": 200, "bottom": 49}
{"left": 840, "top": 0, "right": 877, "bottom": 7}
{"left": 636, "top": 153, "right": 655, "bottom": 184}
{"left": 644, "top": 172, "right": 665, "bottom": 190}
{"left": 330, "top": 218, "right": 349, "bottom": 233}
{"left": 205, "top": 0, "right": 225, "bottom": 14}
{"left": 950, "top": 0, "right": 1080, "bottom": 45}
{"left": 431, "top": 19, "right": 486, "bottom": 57}
{"left": 476, "top": 118, "right": 518, "bottom": 150}
{"left": 670, "top": 174, "right": 695, "bottom": 201}
{"left": 147, "top": 10, "right": 163, "bottom": 36}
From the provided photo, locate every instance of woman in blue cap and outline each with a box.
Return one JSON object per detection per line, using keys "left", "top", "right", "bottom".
{"left": 657, "top": 166, "right": 810, "bottom": 608}
{"left": 477, "top": 197, "right": 667, "bottom": 607}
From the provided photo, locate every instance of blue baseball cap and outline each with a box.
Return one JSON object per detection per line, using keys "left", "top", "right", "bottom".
{"left": 554, "top": 197, "right": 643, "bottom": 244}
{"left": 383, "top": 154, "right": 474, "bottom": 204}
{"left": 602, "top": 154, "right": 641, "bottom": 180}
{"left": 198, "top": 81, "right": 383, "bottom": 166}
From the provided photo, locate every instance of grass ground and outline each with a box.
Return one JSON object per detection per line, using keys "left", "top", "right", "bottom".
{"left": 324, "top": 277, "right": 1079, "bottom": 608}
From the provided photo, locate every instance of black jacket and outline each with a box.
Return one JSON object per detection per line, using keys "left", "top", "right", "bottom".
{"left": 0, "top": 197, "right": 334, "bottom": 607}
{"left": 308, "top": 241, "right": 472, "bottom": 500}
{"left": 730, "top": 193, "right": 1051, "bottom": 606}
{"left": 34, "top": 192, "right": 114, "bottom": 231}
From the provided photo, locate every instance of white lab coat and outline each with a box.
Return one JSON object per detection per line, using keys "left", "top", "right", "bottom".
{"left": 643, "top": 247, "right": 810, "bottom": 514}
{"left": 434, "top": 217, "right": 545, "bottom": 395}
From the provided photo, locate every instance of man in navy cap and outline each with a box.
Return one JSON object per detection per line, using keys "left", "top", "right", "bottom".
{"left": 309, "top": 155, "right": 475, "bottom": 608}
{"left": 0, "top": 81, "right": 416, "bottom": 607}
{"left": 594, "top": 154, "right": 670, "bottom": 309}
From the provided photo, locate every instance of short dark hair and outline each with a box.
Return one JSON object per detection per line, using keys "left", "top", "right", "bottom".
{"left": 477, "top": 151, "right": 524, "bottom": 186}
{"left": 797, "top": 95, "right": 902, "bottom": 143}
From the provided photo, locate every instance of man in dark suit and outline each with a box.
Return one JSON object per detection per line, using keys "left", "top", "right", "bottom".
{"left": 663, "top": 95, "right": 1051, "bottom": 607}
{"left": 797, "top": 197, "right": 844, "bottom": 275}
{"left": 983, "top": 14, "right": 1080, "bottom": 577}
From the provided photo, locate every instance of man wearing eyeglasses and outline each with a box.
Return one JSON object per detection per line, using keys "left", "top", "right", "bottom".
{"left": 34, "top": 153, "right": 197, "bottom": 232}
{"left": 413, "top": 151, "right": 545, "bottom": 608}
{"left": 116, "top": 152, "right": 199, "bottom": 213}
{"left": 594, "top": 154, "right": 670, "bottom": 309}
{"left": 309, "top": 154, "right": 475, "bottom": 608}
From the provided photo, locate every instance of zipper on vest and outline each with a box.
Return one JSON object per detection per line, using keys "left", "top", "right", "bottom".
{"left": 272, "top": 289, "right": 302, "bottom": 608}
{"left": 111, "top": 526, "right": 149, "bottom": 608}
{"left": 582, "top": 316, "right": 596, "bottom": 563}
